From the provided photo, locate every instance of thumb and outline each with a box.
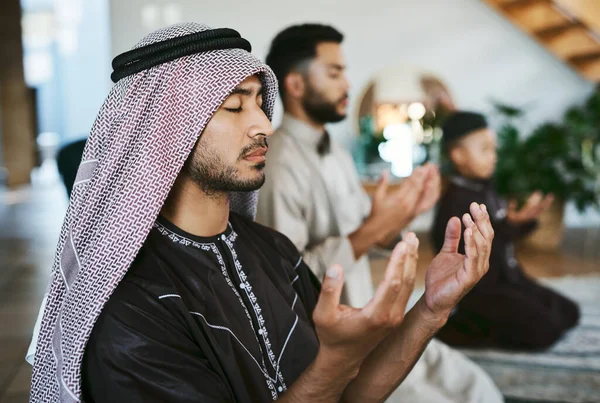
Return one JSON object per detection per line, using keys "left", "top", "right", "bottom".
{"left": 441, "top": 217, "right": 462, "bottom": 253}
{"left": 508, "top": 199, "right": 518, "bottom": 213}
{"left": 315, "top": 264, "right": 344, "bottom": 318}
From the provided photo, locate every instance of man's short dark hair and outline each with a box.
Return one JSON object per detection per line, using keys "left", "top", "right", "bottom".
{"left": 266, "top": 24, "right": 344, "bottom": 99}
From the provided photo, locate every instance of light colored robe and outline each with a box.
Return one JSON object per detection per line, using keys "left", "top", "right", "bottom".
{"left": 257, "top": 114, "right": 374, "bottom": 308}
{"left": 256, "top": 114, "right": 503, "bottom": 403}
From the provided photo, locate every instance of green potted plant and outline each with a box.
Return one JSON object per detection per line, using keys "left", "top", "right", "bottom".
{"left": 493, "top": 95, "right": 599, "bottom": 249}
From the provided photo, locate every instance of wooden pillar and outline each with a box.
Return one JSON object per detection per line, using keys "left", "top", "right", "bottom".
{"left": 0, "top": 0, "right": 36, "bottom": 187}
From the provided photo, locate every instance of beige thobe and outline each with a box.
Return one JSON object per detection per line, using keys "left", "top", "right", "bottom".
{"left": 256, "top": 114, "right": 503, "bottom": 403}
{"left": 256, "top": 114, "right": 374, "bottom": 308}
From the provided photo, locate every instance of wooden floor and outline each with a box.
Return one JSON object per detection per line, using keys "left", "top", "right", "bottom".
{"left": 0, "top": 183, "right": 597, "bottom": 402}
{"left": 0, "top": 185, "right": 67, "bottom": 403}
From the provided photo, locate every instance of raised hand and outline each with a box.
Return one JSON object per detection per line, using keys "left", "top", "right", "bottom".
{"left": 423, "top": 203, "right": 494, "bottom": 318}
{"left": 507, "top": 191, "right": 554, "bottom": 225}
{"left": 313, "top": 234, "right": 419, "bottom": 364}
{"left": 370, "top": 168, "right": 428, "bottom": 247}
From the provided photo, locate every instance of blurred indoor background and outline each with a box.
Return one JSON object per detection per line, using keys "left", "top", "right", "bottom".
{"left": 0, "top": 0, "right": 598, "bottom": 402}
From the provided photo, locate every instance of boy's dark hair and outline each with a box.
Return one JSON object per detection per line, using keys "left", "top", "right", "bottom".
{"left": 266, "top": 24, "right": 344, "bottom": 99}
{"left": 441, "top": 111, "right": 488, "bottom": 153}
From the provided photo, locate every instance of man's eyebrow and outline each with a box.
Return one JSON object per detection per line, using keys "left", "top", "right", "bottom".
{"left": 230, "top": 85, "right": 264, "bottom": 96}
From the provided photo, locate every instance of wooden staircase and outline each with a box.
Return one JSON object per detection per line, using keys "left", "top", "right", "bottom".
{"left": 483, "top": 0, "right": 600, "bottom": 81}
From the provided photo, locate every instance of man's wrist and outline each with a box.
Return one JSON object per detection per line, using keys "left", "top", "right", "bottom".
{"left": 370, "top": 213, "right": 409, "bottom": 243}
{"left": 313, "top": 347, "right": 362, "bottom": 382}
{"left": 281, "top": 347, "right": 361, "bottom": 402}
{"left": 349, "top": 216, "right": 383, "bottom": 258}
{"left": 413, "top": 296, "right": 450, "bottom": 333}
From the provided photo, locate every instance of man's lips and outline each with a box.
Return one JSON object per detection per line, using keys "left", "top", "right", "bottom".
{"left": 243, "top": 147, "right": 268, "bottom": 162}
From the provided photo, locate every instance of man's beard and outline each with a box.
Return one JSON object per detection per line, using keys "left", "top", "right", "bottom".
{"left": 302, "top": 84, "right": 347, "bottom": 124}
{"left": 186, "top": 138, "right": 268, "bottom": 196}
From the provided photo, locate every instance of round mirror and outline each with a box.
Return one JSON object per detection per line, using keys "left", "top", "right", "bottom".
{"left": 354, "top": 66, "right": 455, "bottom": 179}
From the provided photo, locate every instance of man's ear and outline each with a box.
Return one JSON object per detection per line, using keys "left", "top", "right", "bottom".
{"left": 284, "top": 71, "right": 306, "bottom": 100}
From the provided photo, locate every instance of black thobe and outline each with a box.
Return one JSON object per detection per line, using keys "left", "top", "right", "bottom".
{"left": 82, "top": 213, "right": 320, "bottom": 402}
{"left": 432, "top": 176, "right": 580, "bottom": 350}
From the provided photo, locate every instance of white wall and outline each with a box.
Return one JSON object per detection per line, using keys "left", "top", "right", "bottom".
{"left": 108, "top": 0, "right": 599, "bottom": 227}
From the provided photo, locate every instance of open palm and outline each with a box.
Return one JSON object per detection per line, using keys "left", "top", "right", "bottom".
{"left": 425, "top": 249, "right": 468, "bottom": 314}
{"left": 424, "top": 203, "right": 494, "bottom": 317}
{"left": 507, "top": 191, "right": 554, "bottom": 225}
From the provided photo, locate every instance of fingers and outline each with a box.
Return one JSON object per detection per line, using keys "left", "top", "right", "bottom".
{"left": 426, "top": 176, "right": 442, "bottom": 206}
{"left": 540, "top": 193, "right": 554, "bottom": 212}
{"left": 363, "top": 241, "right": 410, "bottom": 322}
{"left": 394, "top": 183, "right": 421, "bottom": 207}
{"left": 523, "top": 191, "right": 543, "bottom": 217}
{"left": 528, "top": 193, "right": 553, "bottom": 219}
{"left": 510, "top": 191, "right": 552, "bottom": 222}
{"left": 390, "top": 233, "right": 419, "bottom": 322}
{"left": 429, "top": 165, "right": 441, "bottom": 186}
{"left": 524, "top": 191, "right": 553, "bottom": 219}
{"left": 462, "top": 215, "right": 486, "bottom": 277}
{"left": 389, "top": 166, "right": 434, "bottom": 225}
{"left": 404, "top": 166, "right": 428, "bottom": 191}
{"left": 462, "top": 226, "right": 476, "bottom": 273}
{"left": 391, "top": 170, "right": 427, "bottom": 215}
{"left": 413, "top": 165, "right": 429, "bottom": 178}
{"left": 402, "top": 233, "right": 419, "bottom": 286}
{"left": 470, "top": 203, "right": 494, "bottom": 243}
{"left": 314, "top": 265, "right": 345, "bottom": 320}
{"left": 441, "top": 216, "right": 462, "bottom": 253}
{"left": 422, "top": 165, "right": 441, "bottom": 197}
{"left": 463, "top": 205, "right": 492, "bottom": 278}
{"left": 529, "top": 191, "right": 543, "bottom": 205}
{"left": 424, "top": 163, "right": 441, "bottom": 181}
{"left": 374, "top": 170, "right": 390, "bottom": 203}
{"left": 471, "top": 224, "right": 489, "bottom": 276}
